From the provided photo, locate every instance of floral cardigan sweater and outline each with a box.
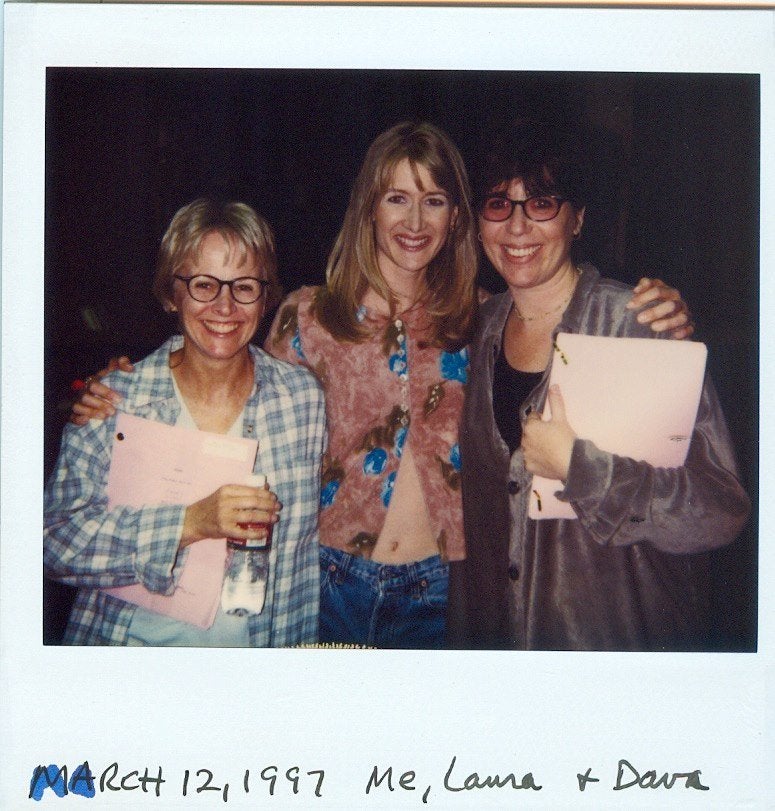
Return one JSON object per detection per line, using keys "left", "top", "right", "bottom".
{"left": 266, "top": 286, "right": 468, "bottom": 562}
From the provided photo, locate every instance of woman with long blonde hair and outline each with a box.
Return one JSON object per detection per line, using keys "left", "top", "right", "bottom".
{"left": 268, "top": 122, "right": 477, "bottom": 647}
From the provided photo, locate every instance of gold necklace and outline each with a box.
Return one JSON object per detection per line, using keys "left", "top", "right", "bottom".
{"left": 513, "top": 267, "right": 582, "bottom": 322}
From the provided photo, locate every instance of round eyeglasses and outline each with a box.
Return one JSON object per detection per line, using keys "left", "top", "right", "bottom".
{"left": 173, "top": 274, "right": 269, "bottom": 305}
{"left": 480, "top": 194, "right": 567, "bottom": 223}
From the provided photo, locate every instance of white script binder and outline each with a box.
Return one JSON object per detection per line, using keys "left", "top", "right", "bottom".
{"left": 528, "top": 333, "right": 707, "bottom": 520}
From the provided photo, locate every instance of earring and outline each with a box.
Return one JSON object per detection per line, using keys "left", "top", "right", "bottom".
{"left": 477, "top": 232, "right": 483, "bottom": 242}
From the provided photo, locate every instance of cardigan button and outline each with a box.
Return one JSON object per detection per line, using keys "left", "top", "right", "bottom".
{"left": 507, "top": 480, "right": 520, "bottom": 495}
{"left": 507, "top": 564, "right": 520, "bottom": 581}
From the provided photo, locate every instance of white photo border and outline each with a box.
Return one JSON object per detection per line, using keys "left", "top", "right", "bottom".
{"left": 3, "top": 5, "right": 772, "bottom": 808}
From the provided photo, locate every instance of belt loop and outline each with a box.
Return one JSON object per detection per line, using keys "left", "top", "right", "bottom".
{"left": 406, "top": 560, "right": 418, "bottom": 585}
{"left": 327, "top": 547, "right": 351, "bottom": 585}
{"left": 337, "top": 548, "right": 352, "bottom": 577}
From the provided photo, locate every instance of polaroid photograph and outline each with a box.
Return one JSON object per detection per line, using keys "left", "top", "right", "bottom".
{"left": 2, "top": 4, "right": 772, "bottom": 808}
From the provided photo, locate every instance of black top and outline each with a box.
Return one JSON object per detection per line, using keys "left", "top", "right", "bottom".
{"left": 492, "top": 342, "right": 543, "bottom": 455}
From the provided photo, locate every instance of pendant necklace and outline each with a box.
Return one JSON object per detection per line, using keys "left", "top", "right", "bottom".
{"left": 513, "top": 267, "right": 582, "bottom": 322}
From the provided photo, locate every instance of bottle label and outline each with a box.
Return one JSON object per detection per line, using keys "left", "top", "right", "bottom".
{"left": 227, "top": 520, "right": 273, "bottom": 549}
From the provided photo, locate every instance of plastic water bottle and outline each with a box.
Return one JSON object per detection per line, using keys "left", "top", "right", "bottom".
{"left": 221, "top": 474, "right": 272, "bottom": 616}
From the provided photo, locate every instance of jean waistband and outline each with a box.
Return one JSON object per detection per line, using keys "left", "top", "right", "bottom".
{"left": 321, "top": 545, "right": 448, "bottom": 587}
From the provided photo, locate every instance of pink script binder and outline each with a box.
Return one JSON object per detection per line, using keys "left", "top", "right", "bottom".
{"left": 529, "top": 333, "right": 707, "bottom": 520}
{"left": 102, "top": 412, "right": 258, "bottom": 627}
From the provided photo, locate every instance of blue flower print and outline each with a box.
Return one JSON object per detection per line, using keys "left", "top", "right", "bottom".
{"left": 291, "top": 328, "right": 306, "bottom": 360}
{"left": 394, "top": 426, "right": 408, "bottom": 458}
{"left": 389, "top": 353, "right": 407, "bottom": 376}
{"left": 449, "top": 443, "right": 461, "bottom": 471}
{"left": 320, "top": 479, "right": 340, "bottom": 508}
{"left": 381, "top": 471, "right": 397, "bottom": 507}
{"left": 363, "top": 447, "right": 388, "bottom": 476}
{"left": 440, "top": 347, "right": 469, "bottom": 384}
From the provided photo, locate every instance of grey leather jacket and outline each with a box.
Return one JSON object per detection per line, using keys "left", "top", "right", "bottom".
{"left": 450, "top": 264, "right": 751, "bottom": 651}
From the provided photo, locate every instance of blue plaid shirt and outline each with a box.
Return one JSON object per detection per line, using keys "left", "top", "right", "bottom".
{"left": 44, "top": 336, "right": 326, "bottom": 646}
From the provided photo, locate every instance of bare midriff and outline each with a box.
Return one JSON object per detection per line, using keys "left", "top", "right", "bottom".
{"left": 370, "top": 443, "right": 438, "bottom": 564}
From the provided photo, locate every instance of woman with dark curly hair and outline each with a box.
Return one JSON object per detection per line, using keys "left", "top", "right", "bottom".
{"left": 450, "top": 122, "right": 750, "bottom": 651}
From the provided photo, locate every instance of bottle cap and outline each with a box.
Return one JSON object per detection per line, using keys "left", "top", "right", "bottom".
{"left": 245, "top": 473, "right": 267, "bottom": 487}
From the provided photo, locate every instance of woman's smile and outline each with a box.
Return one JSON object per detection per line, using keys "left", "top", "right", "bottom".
{"left": 201, "top": 319, "right": 243, "bottom": 336}
{"left": 502, "top": 243, "right": 541, "bottom": 260}
{"left": 394, "top": 233, "right": 433, "bottom": 251}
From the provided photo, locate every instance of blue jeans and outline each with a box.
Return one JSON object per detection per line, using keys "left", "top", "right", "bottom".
{"left": 319, "top": 546, "right": 449, "bottom": 649}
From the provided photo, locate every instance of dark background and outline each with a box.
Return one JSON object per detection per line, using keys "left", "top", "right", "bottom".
{"left": 44, "top": 69, "right": 759, "bottom": 649}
